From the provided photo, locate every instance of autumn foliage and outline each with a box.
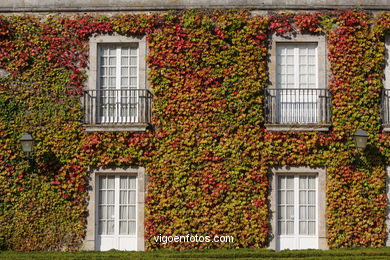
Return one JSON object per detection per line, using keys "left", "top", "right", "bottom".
{"left": 0, "top": 10, "right": 389, "bottom": 251}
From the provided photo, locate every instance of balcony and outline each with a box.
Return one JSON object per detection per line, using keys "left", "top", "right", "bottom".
{"left": 264, "top": 88, "right": 331, "bottom": 131}
{"left": 83, "top": 89, "right": 153, "bottom": 132}
{"left": 383, "top": 89, "right": 390, "bottom": 131}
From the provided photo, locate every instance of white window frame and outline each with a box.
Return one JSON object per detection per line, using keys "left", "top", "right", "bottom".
{"left": 267, "top": 34, "right": 329, "bottom": 131}
{"left": 383, "top": 35, "right": 390, "bottom": 131}
{"left": 85, "top": 34, "right": 149, "bottom": 132}
{"left": 269, "top": 166, "right": 327, "bottom": 251}
{"left": 83, "top": 166, "right": 146, "bottom": 251}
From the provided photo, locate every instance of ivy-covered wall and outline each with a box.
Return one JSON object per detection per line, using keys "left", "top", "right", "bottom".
{"left": 0, "top": 9, "right": 390, "bottom": 251}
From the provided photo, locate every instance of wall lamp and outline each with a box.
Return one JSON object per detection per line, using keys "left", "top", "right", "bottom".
{"left": 20, "top": 132, "right": 34, "bottom": 156}
{"left": 353, "top": 129, "right": 368, "bottom": 150}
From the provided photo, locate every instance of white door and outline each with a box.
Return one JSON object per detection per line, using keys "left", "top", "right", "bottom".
{"left": 96, "top": 175, "right": 137, "bottom": 251}
{"left": 276, "top": 175, "right": 318, "bottom": 250}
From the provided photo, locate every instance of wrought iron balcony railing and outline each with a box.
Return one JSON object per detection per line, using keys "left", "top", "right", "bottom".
{"left": 383, "top": 89, "right": 390, "bottom": 126}
{"left": 264, "top": 88, "right": 331, "bottom": 125}
{"left": 83, "top": 89, "right": 152, "bottom": 125}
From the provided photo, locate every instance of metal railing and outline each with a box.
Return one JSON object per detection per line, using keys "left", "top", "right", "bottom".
{"left": 264, "top": 88, "right": 331, "bottom": 124}
{"left": 83, "top": 89, "right": 153, "bottom": 125}
{"left": 383, "top": 89, "right": 390, "bottom": 125}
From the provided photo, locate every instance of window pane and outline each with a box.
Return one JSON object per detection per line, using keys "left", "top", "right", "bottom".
{"left": 129, "top": 221, "right": 136, "bottom": 235}
{"left": 308, "top": 191, "right": 315, "bottom": 204}
{"left": 286, "top": 190, "right": 294, "bottom": 204}
{"left": 98, "top": 220, "right": 104, "bottom": 235}
{"left": 129, "top": 177, "right": 136, "bottom": 189}
{"left": 286, "top": 206, "right": 294, "bottom": 220}
{"left": 286, "top": 221, "right": 294, "bottom": 235}
{"left": 120, "top": 206, "right": 128, "bottom": 219}
{"left": 278, "top": 221, "right": 285, "bottom": 235}
{"left": 300, "top": 206, "right": 306, "bottom": 220}
{"left": 120, "top": 221, "right": 128, "bottom": 235}
{"left": 308, "top": 206, "right": 316, "bottom": 219}
{"left": 308, "top": 221, "right": 316, "bottom": 235}
{"left": 129, "top": 191, "right": 136, "bottom": 204}
{"left": 107, "top": 190, "right": 115, "bottom": 204}
{"left": 107, "top": 220, "right": 114, "bottom": 235}
{"left": 129, "top": 205, "right": 136, "bottom": 219}
{"left": 286, "top": 176, "right": 294, "bottom": 189}
{"left": 308, "top": 176, "right": 315, "bottom": 189}
{"left": 120, "top": 190, "right": 127, "bottom": 204}
{"left": 299, "top": 221, "right": 307, "bottom": 235}
{"left": 120, "top": 176, "right": 127, "bottom": 189}
{"left": 107, "top": 205, "right": 115, "bottom": 220}
{"left": 299, "top": 191, "right": 306, "bottom": 204}
{"left": 278, "top": 206, "right": 285, "bottom": 220}
{"left": 299, "top": 176, "right": 307, "bottom": 189}
{"left": 107, "top": 176, "right": 115, "bottom": 189}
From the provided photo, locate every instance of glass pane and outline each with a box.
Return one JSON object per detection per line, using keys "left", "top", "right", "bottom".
{"left": 120, "top": 206, "right": 128, "bottom": 219}
{"left": 107, "top": 205, "right": 115, "bottom": 220}
{"left": 120, "top": 221, "right": 128, "bottom": 235}
{"left": 100, "top": 176, "right": 107, "bottom": 189}
{"left": 286, "top": 206, "right": 294, "bottom": 220}
{"left": 130, "top": 47, "right": 137, "bottom": 56}
{"left": 308, "top": 206, "right": 316, "bottom": 219}
{"left": 299, "top": 221, "right": 307, "bottom": 235}
{"left": 121, "top": 67, "right": 129, "bottom": 76}
{"left": 286, "top": 177, "right": 294, "bottom": 189}
{"left": 107, "top": 190, "right": 115, "bottom": 204}
{"left": 308, "top": 221, "right": 316, "bottom": 235}
{"left": 286, "top": 190, "right": 294, "bottom": 204}
{"left": 300, "top": 206, "right": 306, "bottom": 220}
{"left": 99, "top": 190, "right": 105, "bottom": 204}
{"left": 98, "top": 220, "right": 104, "bottom": 235}
{"left": 286, "top": 221, "right": 294, "bottom": 235}
{"left": 278, "top": 221, "right": 285, "bottom": 235}
{"left": 130, "top": 67, "right": 137, "bottom": 76}
{"left": 129, "top": 177, "right": 136, "bottom": 189}
{"left": 308, "top": 176, "right": 315, "bottom": 189}
{"left": 278, "top": 177, "right": 284, "bottom": 190}
{"left": 121, "top": 47, "right": 129, "bottom": 55}
{"left": 107, "top": 220, "right": 114, "bottom": 235}
{"left": 109, "top": 57, "right": 116, "bottom": 66}
{"left": 129, "top": 205, "right": 136, "bottom": 219}
{"left": 99, "top": 205, "right": 106, "bottom": 219}
{"left": 129, "top": 221, "right": 136, "bottom": 235}
{"left": 120, "top": 176, "right": 127, "bottom": 189}
{"left": 278, "top": 206, "right": 285, "bottom": 220}
{"left": 308, "top": 191, "right": 315, "bottom": 204}
{"left": 279, "top": 190, "right": 285, "bottom": 204}
{"left": 299, "top": 176, "right": 307, "bottom": 189}
{"left": 120, "top": 190, "right": 127, "bottom": 204}
{"left": 107, "top": 176, "right": 115, "bottom": 189}
{"left": 109, "top": 47, "right": 116, "bottom": 56}
{"left": 130, "top": 57, "right": 137, "bottom": 66}
{"left": 129, "top": 191, "right": 136, "bottom": 204}
{"left": 299, "top": 191, "right": 306, "bottom": 204}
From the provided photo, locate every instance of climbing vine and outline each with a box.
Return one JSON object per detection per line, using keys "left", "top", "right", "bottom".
{"left": 0, "top": 9, "right": 389, "bottom": 251}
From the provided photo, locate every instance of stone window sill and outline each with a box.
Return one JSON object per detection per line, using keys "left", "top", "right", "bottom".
{"left": 383, "top": 124, "right": 390, "bottom": 132}
{"left": 83, "top": 123, "right": 150, "bottom": 132}
{"left": 265, "top": 124, "right": 331, "bottom": 132}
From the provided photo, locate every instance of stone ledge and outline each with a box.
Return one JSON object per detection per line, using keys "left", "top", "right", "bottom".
{"left": 84, "top": 123, "right": 150, "bottom": 132}
{"left": 383, "top": 124, "right": 390, "bottom": 132}
{"left": 0, "top": 0, "right": 389, "bottom": 12}
{"left": 265, "top": 124, "right": 331, "bottom": 132}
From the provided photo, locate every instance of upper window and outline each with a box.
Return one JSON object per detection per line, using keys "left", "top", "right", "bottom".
{"left": 383, "top": 35, "right": 390, "bottom": 130}
{"left": 84, "top": 35, "right": 152, "bottom": 132}
{"left": 265, "top": 35, "right": 330, "bottom": 131}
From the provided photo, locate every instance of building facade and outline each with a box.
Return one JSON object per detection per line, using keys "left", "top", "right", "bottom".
{"left": 0, "top": 0, "right": 389, "bottom": 252}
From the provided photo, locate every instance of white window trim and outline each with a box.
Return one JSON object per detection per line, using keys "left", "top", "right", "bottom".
{"left": 266, "top": 34, "right": 329, "bottom": 132}
{"left": 83, "top": 166, "right": 146, "bottom": 251}
{"left": 84, "top": 34, "right": 150, "bottom": 132}
{"left": 383, "top": 35, "right": 390, "bottom": 131}
{"left": 269, "top": 166, "right": 327, "bottom": 251}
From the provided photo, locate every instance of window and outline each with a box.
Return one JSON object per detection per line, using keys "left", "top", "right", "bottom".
{"left": 84, "top": 35, "right": 152, "bottom": 132}
{"left": 83, "top": 167, "right": 146, "bottom": 251}
{"left": 265, "top": 35, "right": 330, "bottom": 131}
{"left": 383, "top": 35, "right": 390, "bottom": 130}
{"left": 269, "top": 167, "right": 327, "bottom": 251}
